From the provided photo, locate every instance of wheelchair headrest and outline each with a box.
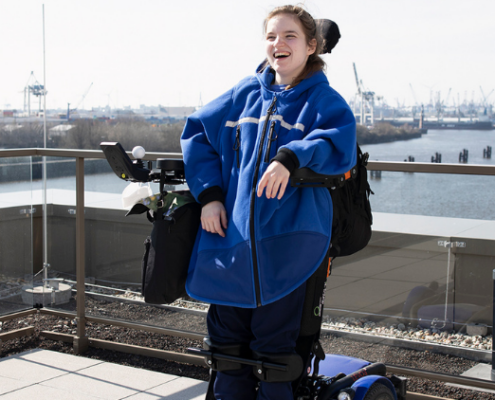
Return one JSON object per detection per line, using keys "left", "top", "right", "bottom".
{"left": 315, "top": 19, "right": 341, "bottom": 54}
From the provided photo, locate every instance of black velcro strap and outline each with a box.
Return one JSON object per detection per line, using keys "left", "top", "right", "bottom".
{"left": 203, "top": 337, "right": 251, "bottom": 372}
{"left": 252, "top": 351, "right": 303, "bottom": 383}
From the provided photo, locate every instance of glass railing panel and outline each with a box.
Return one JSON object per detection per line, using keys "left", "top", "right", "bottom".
{"left": 0, "top": 156, "right": 34, "bottom": 315}
{"left": 82, "top": 158, "right": 207, "bottom": 335}
{"left": 37, "top": 156, "right": 77, "bottom": 310}
{"left": 322, "top": 211, "right": 494, "bottom": 377}
{"left": 340, "top": 167, "right": 495, "bottom": 376}
{"left": 324, "top": 232, "right": 453, "bottom": 328}
{"left": 451, "top": 236, "right": 494, "bottom": 336}
{"left": 367, "top": 171, "right": 495, "bottom": 220}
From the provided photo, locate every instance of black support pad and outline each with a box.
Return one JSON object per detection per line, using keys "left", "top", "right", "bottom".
{"left": 252, "top": 351, "right": 303, "bottom": 383}
{"left": 203, "top": 337, "right": 251, "bottom": 371}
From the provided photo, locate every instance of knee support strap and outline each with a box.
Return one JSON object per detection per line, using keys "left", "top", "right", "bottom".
{"left": 252, "top": 351, "right": 303, "bottom": 383}
{"left": 203, "top": 337, "right": 251, "bottom": 372}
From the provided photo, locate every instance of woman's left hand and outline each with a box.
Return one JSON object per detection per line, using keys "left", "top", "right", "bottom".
{"left": 257, "top": 161, "right": 290, "bottom": 199}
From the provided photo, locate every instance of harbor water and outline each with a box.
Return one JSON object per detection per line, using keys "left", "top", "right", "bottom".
{"left": 1, "top": 129, "right": 495, "bottom": 220}
{"left": 361, "top": 129, "right": 495, "bottom": 220}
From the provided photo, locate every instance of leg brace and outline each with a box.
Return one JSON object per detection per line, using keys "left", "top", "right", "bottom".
{"left": 201, "top": 338, "right": 303, "bottom": 383}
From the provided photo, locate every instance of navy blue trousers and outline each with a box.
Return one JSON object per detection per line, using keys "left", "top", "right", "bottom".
{"left": 206, "top": 283, "right": 306, "bottom": 400}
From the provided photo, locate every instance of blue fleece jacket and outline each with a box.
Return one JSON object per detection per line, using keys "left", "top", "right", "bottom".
{"left": 180, "top": 67, "right": 356, "bottom": 308}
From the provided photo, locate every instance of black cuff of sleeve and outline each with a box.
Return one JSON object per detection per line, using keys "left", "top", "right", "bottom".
{"left": 271, "top": 148, "right": 300, "bottom": 174}
{"left": 198, "top": 186, "right": 225, "bottom": 206}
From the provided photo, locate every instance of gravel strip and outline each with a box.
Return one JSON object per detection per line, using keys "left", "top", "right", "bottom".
{"left": 1, "top": 296, "right": 494, "bottom": 400}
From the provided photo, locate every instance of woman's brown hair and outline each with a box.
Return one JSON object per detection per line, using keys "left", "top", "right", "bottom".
{"left": 262, "top": 4, "right": 325, "bottom": 89}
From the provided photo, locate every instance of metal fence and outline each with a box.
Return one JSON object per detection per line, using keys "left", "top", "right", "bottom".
{"left": 1, "top": 147, "right": 495, "bottom": 370}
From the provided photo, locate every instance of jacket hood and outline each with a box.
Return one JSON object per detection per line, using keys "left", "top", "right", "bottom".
{"left": 255, "top": 63, "right": 329, "bottom": 97}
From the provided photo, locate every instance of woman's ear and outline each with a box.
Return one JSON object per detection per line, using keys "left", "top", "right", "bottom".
{"left": 307, "top": 38, "right": 317, "bottom": 56}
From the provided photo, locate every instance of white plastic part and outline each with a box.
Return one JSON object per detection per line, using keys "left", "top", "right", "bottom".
{"left": 122, "top": 182, "right": 152, "bottom": 209}
{"left": 132, "top": 146, "right": 146, "bottom": 159}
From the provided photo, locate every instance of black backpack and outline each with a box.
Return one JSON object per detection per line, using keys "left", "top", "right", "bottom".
{"left": 290, "top": 144, "right": 373, "bottom": 259}
{"left": 328, "top": 145, "right": 373, "bottom": 258}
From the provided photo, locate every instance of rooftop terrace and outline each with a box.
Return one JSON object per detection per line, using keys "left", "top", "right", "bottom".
{"left": 1, "top": 147, "right": 495, "bottom": 399}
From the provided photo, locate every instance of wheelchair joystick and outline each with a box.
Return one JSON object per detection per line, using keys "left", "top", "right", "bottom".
{"left": 100, "top": 141, "right": 186, "bottom": 185}
{"left": 132, "top": 145, "right": 146, "bottom": 160}
{"left": 131, "top": 146, "right": 146, "bottom": 169}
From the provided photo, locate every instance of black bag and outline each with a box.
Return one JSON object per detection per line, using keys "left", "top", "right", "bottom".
{"left": 140, "top": 199, "right": 201, "bottom": 304}
{"left": 126, "top": 189, "right": 201, "bottom": 305}
{"left": 328, "top": 144, "right": 373, "bottom": 258}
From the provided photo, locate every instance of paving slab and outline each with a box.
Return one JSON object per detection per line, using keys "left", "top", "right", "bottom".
{"left": 125, "top": 377, "right": 208, "bottom": 399}
{"left": 0, "top": 376, "right": 33, "bottom": 395}
{"left": 0, "top": 348, "right": 101, "bottom": 384}
{"left": 0, "top": 383, "right": 105, "bottom": 400}
{"left": 446, "top": 363, "right": 495, "bottom": 394}
{"left": 0, "top": 349, "right": 208, "bottom": 399}
{"left": 43, "top": 361, "right": 178, "bottom": 399}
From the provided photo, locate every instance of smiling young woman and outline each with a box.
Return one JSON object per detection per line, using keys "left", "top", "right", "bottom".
{"left": 265, "top": 14, "right": 316, "bottom": 85}
{"left": 180, "top": 4, "right": 356, "bottom": 399}
{"left": 262, "top": 5, "right": 325, "bottom": 88}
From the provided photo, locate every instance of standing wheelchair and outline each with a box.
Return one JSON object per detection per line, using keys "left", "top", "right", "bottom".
{"left": 101, "top": 142, "right": 406, "bottom": 400}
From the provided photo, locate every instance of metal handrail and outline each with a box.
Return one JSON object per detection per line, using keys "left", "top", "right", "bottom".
{"left": 368, "top": 160, "right": 495, "bottom": 175}
{"left": 1, "top": 147, "right": 495, "bottom": 175}
{"left": 0, "top": 148, "right": 182, "bottom": 160}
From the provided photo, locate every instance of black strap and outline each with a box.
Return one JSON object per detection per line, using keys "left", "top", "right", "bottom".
{"left": 154, "top": 169, "right": 168, "bottom": 221}
{"left": 312, "top": 338, "right": 326, "bottom": 377}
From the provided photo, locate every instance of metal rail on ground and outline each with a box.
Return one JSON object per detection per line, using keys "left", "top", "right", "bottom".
{"left": 2, "top": 148, "right": 495, "bottom": 399}
{"left": 0, "top": 307, "right": 494, "bottom": 397}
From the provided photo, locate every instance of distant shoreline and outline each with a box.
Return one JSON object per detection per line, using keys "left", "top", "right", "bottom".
{"left": 357, "top": 123, "right": 424, "bottom": 145}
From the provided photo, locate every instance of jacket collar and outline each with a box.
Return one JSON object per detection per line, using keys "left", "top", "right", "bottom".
{"left": 255, "top": 63, "right": 328, "bottom": 100}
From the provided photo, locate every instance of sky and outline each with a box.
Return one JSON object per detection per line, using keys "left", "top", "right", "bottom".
{"left": 1, "top": 0, "right": 494, "bottom": 111}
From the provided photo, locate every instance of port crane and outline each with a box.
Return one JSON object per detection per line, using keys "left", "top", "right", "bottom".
{"left": 22, "top": 72, "right": 46, "bottom": 116}
{"left": 409, "top": 83, "right": 420, "bottom": 118}
{"left": 67, "top": 82, "right": 93, "bottom": 120}
{"left": 434, "top": 88, "right": 451, "bottom": 120}
{"left": 479, "top": 86, "right": 494, "bottom": 116}
{"left": 352, "top": 62, "right": 375, "bottom": 125}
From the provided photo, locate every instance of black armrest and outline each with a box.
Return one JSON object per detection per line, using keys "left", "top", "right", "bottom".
{"left": 290, "top": 168, "right": 349, "bottom": 188}
{"left": 290, "top": 168, "right": 357, "bottom": 188}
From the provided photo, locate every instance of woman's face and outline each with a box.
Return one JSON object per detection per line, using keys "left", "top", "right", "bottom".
{"left": 265, "top": 13, "right": 316, "bottom": 85}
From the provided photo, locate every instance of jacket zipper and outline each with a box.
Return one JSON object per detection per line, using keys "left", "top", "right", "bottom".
{"left": 250, "top": 95, "right": 277, "bottom": 307}
{"left": 233, "top": 125, "right": 241, "bottom": 168}
{"left": 264, "top": 120, "right": 277, "bottom": 163}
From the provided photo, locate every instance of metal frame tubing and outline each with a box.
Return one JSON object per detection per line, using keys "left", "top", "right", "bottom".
{"left": 0, "top": 309, "right": 36, "bottom": 323}
{"left": 0, "top": 327, "right": 35, "bottom": 344}
{"left": 0, "top": 310, "right": 37, "bottom": 347}
{"left": 1, "top": 148, "right": 495, "bottom": 176}
{"left": 38, "top": 308, "right": 205, "bottom": 365}
{"left": 388, "top": 365, "right": 495, "bottom": 392}
{"left": 74, "top": 156, "right": 88, "bottom": 354}
{"left": 88, "top": 338, "right": 205, "bottom": 366}
{"left": 86, "top": 315, "right": 205, "bottom": 341}
{"left": 39, "top": 309, "right": 205, "bottom": 341}
{"left": 493, "top": 269, "right": 495, "bottom": 380}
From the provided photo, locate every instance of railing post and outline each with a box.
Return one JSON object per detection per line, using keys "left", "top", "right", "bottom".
{"left": 74, "top": 156, "right": 88, "bottom": 354}
{"left": 492, "top": 269, "right": 495, "bottom": 380}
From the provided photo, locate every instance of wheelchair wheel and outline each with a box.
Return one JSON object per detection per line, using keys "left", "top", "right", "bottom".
{"left": 363, "top": 383, "right": 395, "bottom": 400}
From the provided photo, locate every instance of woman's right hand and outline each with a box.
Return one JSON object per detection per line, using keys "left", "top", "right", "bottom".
{"left": 201, "top": 201, "right": 228, "bottom": 237}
